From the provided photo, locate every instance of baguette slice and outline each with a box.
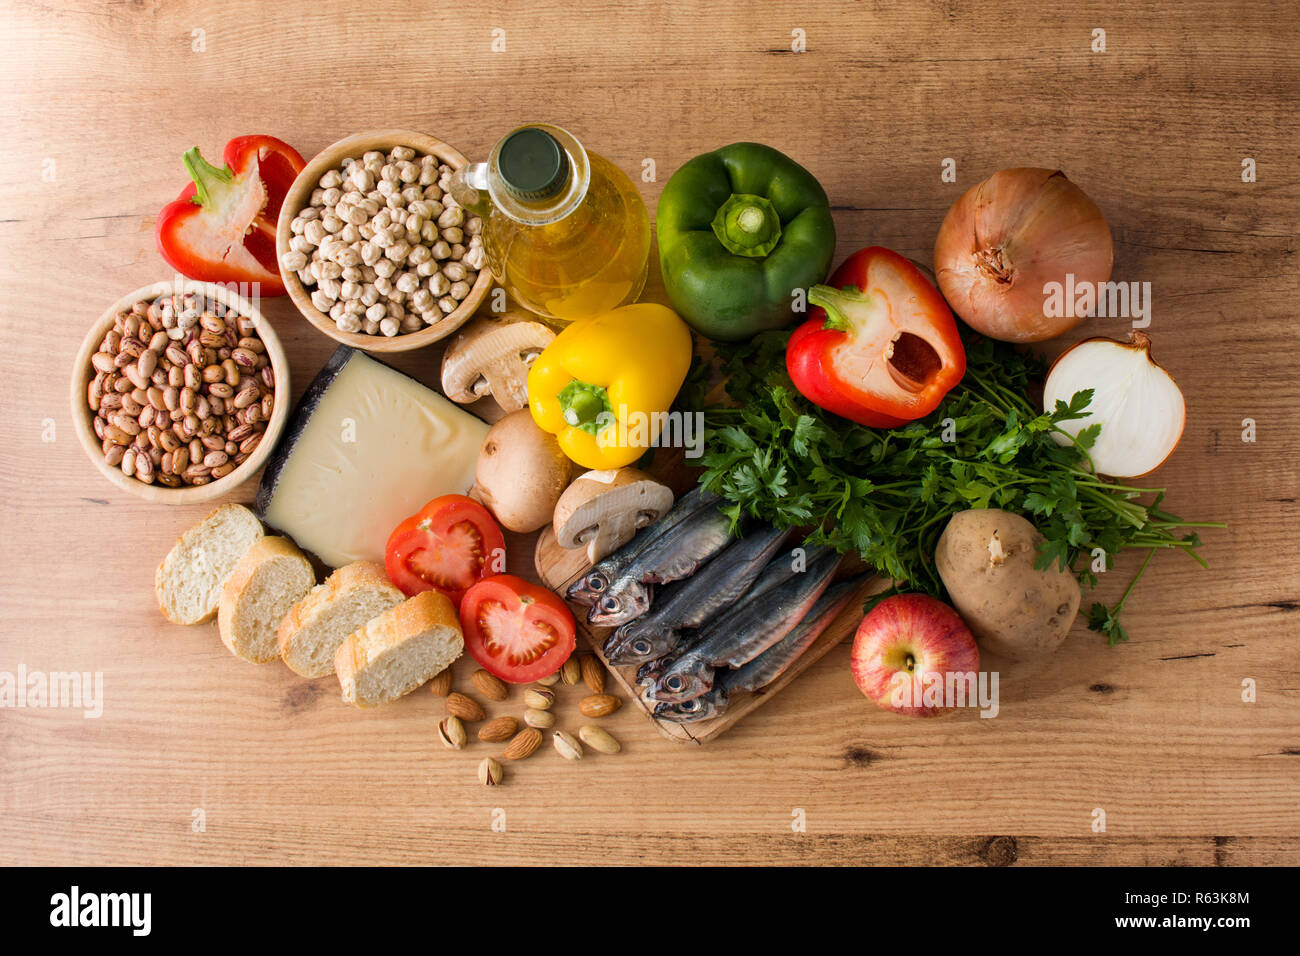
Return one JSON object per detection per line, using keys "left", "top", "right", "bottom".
{"left": 277, "top": 561, "right": 404, "bottom": 678}
{"left": 156, "top": 503, "right": 265, "bottom": 625}
{"left": 335, "top": 590, "right": 463, "bottom": 707}
{"left": 219, "top": 536, "right": 315, "bottom": 663}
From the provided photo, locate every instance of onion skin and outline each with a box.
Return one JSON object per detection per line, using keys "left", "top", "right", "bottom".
{"left": 934, "top": 168, "right": 1114, "bottom": 343}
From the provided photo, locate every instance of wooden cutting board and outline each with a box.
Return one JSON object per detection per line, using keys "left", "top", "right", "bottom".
{"left": 533, "top": 454, "right": 888, "bottom": 742}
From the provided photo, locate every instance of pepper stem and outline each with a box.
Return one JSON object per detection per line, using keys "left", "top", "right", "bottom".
{"left": 183, "top": 147, "right": 235, "bottom": 208}
{"left": 557, "top": 379, "right": 614, "bottom": 436}
{"left": 807, "top": 284, "right": 871, "bottom": 333}
{"left": 711, "top": 193, "right": 782, "bottom": 258}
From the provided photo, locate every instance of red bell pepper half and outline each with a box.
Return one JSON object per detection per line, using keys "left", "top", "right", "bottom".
{"left": 786, "top": 246, "right": 966, "bottom": 428}
{"left": 155, "top": 135, "right": 306, "bottom": 296}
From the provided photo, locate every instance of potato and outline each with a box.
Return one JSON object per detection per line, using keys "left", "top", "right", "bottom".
{"left": 474, "top": 411, "right": 573, "bottom": 533}
{"left": 935, "top": 509, "right": 1080, "bottom": 661}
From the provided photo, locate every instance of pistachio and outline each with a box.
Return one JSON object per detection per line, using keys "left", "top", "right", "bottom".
{"left": 437, "top": 716, "right": 467, "bottom": 750}
{"left": 535, "top": 672, "right": 561, "bottom": 687}
{"left": 578, "top": 725, "right": 621, "bottom": 755}
{"left": 560, "top": 656, "right": 581, "bottom": 685}
{"left": 524, "top": 687, "right": 556, "bottom": 710}
{"left": 553, "top": 730, "right": 584, "bottom": 761}
{"left": 477, "top": 756, "right": 503, "bottom": 786}
{"left": 523, "top": 708, "right": 556, "bottom": 729}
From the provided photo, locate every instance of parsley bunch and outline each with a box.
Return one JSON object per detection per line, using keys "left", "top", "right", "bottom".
{"left": 692, "top": 329, "right": 1220, "bottom": 644}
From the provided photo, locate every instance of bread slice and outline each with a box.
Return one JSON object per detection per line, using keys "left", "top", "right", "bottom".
{"left": 277, "top": 561, "right": 404, "bottom": 678}
{"left": 334, "top": 590, "right": 463, "bottom": 707}
{"left": 156, "top": 503, "right": 265, "bottom": 625}
{"left": 217, "top": 536, "right": 315, "bottom": 663}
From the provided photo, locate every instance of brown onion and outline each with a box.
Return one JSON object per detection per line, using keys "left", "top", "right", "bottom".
{"left": 933, "top": 168, "right": 1113, "bottom": 343}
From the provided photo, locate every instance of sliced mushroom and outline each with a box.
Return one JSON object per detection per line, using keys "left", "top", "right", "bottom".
{"left": 552, "top": 469, "right": 675, "bottom": 564}
{"left": 440, "top": 314, "right": 556, "bottom": 412}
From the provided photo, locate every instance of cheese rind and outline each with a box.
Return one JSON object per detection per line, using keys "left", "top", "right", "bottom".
{"left": 256, "top": 348, "right": 489, "bottom": 568}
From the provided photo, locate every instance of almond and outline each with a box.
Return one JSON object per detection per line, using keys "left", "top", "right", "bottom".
{"left": 428, "top": 665, "right": 454, "bottom": 697}
{"left": 478, "top": 715, "right": 518, "bottom": 743}
{"left": 579, "top": 693, "right": 622, "bottom": 718}
{"left": 503, "top": 727, "right": 543, "bottom": 760}
{"left": 471, "top": 668, "right": 509, "bottom": 702}
{"left": 580, "top": 655, "right": 606, "bottom": 694}
{"left": 446, "top": 691, "right": 485, "bottom": 722}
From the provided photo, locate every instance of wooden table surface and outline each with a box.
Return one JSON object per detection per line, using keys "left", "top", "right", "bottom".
{"left": 2, "top": 0, "right": 1297, "bottom": 866}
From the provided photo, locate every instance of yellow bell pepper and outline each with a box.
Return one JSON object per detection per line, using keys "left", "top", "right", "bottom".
{"left": 527, "top": 304, "right": 693, "bottom": 469}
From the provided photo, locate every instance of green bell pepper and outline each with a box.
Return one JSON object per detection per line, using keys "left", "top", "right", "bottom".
{"left": 656, "top": 142, "right": 836, "bottom": 342}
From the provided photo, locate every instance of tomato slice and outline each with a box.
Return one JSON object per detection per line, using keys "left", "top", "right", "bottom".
{"left": 385, "top": 495, "right": 505, "bottom": 607}
{"left": 461, "top": 575, "right": 576, "bottom": 683}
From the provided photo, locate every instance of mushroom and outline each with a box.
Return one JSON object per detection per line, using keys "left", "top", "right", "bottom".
{"left": 474, "top": 410, "right": 574, "bottom": 533}
{"left": 440, "top": 315, "right": 556, "bottom": 413}
{"left": 552, "top": 469, "right": 675, "bottom": 564}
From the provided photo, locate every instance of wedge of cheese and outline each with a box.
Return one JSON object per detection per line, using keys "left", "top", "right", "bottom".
{"left": 256, "top": 347, "right": 489, "bottom": 568}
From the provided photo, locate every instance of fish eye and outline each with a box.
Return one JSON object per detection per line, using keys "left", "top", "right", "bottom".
{"left": 665, "top": 675, "right": 684, "bottom": 692}
{"left": 600, "top": 595, "right": 620, "bottom": 613}
{"left": 586, "top": 574, "right": 607, "bottom": 592}
{"left": 631, "top": 639, "right": 652, "bottom": 656}
{"left": 681, "top": 699, "right": 700, "bottom": 713}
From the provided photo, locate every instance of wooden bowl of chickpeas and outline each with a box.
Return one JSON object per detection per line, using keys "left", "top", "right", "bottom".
{"left": 276, "top": 129, "right": 494, "bottom": 353}
{"left": 70, "top": 279, "right": 291, "bottom": 504}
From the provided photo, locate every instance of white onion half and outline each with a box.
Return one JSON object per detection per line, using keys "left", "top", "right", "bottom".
{"left": 1043, "top": 333, "right": 1186, "bottom": 479}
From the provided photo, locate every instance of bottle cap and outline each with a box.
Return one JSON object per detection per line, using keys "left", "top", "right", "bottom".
{"left": 498, "top": 127, "right": 569, "bottom": 201}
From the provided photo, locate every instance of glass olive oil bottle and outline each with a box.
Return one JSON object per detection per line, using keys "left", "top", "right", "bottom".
{"left": 449, "top": 124, "right": 651, "bottom": 324}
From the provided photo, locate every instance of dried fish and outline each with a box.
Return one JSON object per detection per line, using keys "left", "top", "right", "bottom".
{"left": 723, "top": 576, "right": 864, "bottom": 694}
{"left": 586, "top": 505, "right": 734, "bottom": 627}
{"left": 651, "top": 549, "right": 843, "bottom": 703}
{"left": 566, "top": 486, "right": 719, "bottom": 606}
{"left": 604, "top": 525, "right": 790, "bottom": 664}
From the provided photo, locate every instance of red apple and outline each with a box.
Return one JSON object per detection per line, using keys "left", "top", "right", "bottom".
{"left": 851, "top": 593, "right": 980, "bottom": 717}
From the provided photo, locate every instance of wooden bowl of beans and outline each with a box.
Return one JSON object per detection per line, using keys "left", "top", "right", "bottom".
{"left": 70, "top": 279, "right": 291, "bottom": 504}
{"left": 276, "top": 129, "right": 494, "bottom": 353}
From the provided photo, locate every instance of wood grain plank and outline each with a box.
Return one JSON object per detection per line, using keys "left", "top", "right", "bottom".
{"left": 1, "top": 0, "right": 1297, "bottom": 865}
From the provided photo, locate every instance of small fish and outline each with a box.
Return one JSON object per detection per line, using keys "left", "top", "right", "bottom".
{"left": 566, "top": 486, "right": 719, "bottom": 607}
{"left": 587, "top": 506, "right": 734, "bottom": 627}
{"left": 735, "top": 543, "right": 836, "bottom": 606}
{"left": 652, "top": 549, "right": 843, "bottom": 703}
{"left": 654, "top": 684, "right": 729, "bottom": 723}
{"left": 604, "top": 525, "right": 790, "bottom": 664}
{"left": 636, "top": 654, "right": 678, "bottom": 688}
{"left": 602, "top": 577, "right": 687, "bottom": 661}
{"left": 723, "top": 576, "right": 865, "bottom": 695}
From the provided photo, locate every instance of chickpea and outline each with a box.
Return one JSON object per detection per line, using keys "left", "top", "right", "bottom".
{"left": 288, "top": 147, "right": 481, "bottom": 337}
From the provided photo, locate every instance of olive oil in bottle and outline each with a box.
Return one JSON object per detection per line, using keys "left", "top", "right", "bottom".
{"left": 449, "top": 124, "right": 651, "bottom": 324}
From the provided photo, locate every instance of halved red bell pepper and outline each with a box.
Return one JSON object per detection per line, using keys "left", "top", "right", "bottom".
{"left": 786, "top": 246, "right": 966, "bottom": 427}
{"left": 155, "top": 135, "right": 306, "bottom": 295}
